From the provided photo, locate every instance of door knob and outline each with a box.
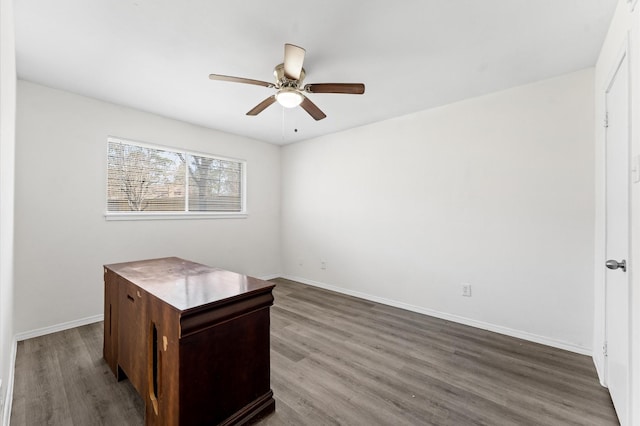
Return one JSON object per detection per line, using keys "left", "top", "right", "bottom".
{"left": 605, "top": 259, "right": 627, "bottom": 272}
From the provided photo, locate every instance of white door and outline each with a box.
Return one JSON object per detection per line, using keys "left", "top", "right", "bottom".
{"left": 604, "top": 49, "right": 630, "bottom": 425}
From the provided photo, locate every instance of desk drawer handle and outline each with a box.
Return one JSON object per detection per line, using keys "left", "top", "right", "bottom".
{"left": 127, "top": 294, "right": 135, "bottom": 302}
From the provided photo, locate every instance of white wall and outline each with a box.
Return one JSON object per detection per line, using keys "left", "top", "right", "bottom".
{"left": 0, "top": 0, "right": 16, "bottom": 421}
{"left": 14, "top": 80, "right": 281, "bottom": 335}
{"left": 281, "top": 69, "right": 595, "bottom": 353}
{"left": 0, "top": 0, "right": 16, "bottom": 419}
{"left": 594, "top": 0, "right": 640, "bottom": 423}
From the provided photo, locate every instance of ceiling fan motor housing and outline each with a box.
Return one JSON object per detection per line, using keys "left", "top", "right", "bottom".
{"left": 274, "top": 63, "right": 306, "bottom": 88}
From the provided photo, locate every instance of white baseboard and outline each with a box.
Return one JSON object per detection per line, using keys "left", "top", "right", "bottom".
{"left": 15, "top": 314, "right": 104, "bottom": 342}
{"left": 2, "top": 339, "right": 16, "bottom": 426}
{"left": 281, "top": 275, "right": 592, "bottom": 356}
{"left": 593, "top": 355, "right": 607, "bottom": 387}
{"left": 258, "top": 273, "right": 282, "bottom": 281}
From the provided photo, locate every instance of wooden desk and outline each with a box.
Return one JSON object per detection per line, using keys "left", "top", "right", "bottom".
{"left": 103, "top": 257, "right": 276, "bottom": 425}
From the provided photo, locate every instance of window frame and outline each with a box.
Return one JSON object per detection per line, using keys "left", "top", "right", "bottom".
{"left": 104, "top": 136, "right": 247, "bottom": 221}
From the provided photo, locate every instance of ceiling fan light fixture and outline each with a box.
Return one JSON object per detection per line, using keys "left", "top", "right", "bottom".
{"left": 276, "top": 88, "right": 303, "bottom": 108}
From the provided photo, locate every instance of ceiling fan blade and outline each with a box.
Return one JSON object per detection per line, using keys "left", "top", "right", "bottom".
{"left": 209, "top": 74, "right": 275, "bottom": 88}
{"left": 246, "top": 95, "right": 276, "bottom": 116}
{"left": 304, "top": 83, "right": 365, "bottom": 95}
{"left": 283, "top": 44, "right": 306, "bottom": 80}
{"left": 300, "top": 96, "right": 326, "bottom": 121}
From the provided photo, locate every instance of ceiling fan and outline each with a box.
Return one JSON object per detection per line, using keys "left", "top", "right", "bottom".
{"left": 209, "top": 44, "right": 365, "bottom": 121}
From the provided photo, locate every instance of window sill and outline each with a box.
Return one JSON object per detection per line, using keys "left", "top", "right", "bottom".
{"left": 104, "top": 212, "right": 248, "bottom": 221}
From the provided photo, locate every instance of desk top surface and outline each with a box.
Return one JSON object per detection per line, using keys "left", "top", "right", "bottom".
{"left": 104, "top": 257, "right": 275, "bottom": 312}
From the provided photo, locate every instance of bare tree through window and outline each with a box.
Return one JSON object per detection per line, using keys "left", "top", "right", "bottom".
{"left": 107, "top": 138, "right": 244, "bottom": 214}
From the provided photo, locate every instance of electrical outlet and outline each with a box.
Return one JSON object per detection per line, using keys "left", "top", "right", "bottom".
{"left": 320, "top": 261, "right": 327, "bottom": 270}
{"left": 462, "top": 283, "right": 472, "bottom": 297}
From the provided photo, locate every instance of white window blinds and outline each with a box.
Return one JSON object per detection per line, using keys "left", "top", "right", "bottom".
{"left": 107, "top": 138, "right": 244, "bottom": 214}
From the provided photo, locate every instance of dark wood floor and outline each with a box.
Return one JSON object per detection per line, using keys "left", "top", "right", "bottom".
{"left": 11, "top": 278, "right": 618, "bottom": 425}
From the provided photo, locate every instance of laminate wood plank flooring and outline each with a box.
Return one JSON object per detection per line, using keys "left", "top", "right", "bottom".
{"left": 11, "top": 278, "right": 618, "bottom": 425}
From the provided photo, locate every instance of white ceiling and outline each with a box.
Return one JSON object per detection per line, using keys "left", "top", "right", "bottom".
{"left": 14, "top": 0, "right": 617, "bottom": 145}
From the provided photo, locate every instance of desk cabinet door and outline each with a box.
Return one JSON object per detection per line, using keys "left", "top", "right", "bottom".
{"left": 118, "top": 279, "right": 147, "bottom": 395}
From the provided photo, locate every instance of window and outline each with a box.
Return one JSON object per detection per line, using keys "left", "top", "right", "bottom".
{"left": 106, "top": 137, "right": 246, "bottom": 219}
